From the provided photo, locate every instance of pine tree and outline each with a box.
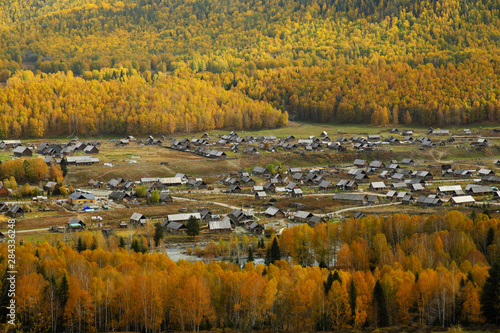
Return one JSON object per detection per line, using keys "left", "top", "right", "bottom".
{"left": 270, "top": 237, "right": 281, "bottom": 263}
{"left": 60, "top": 158, "right": 68, "bottom": 177}
{"left": 131, "top": 239, "right": 139, "bottom": 252}
{"left": 119, "top": 236, "right": 126, "bottom": 248}
{"left": 247, "top": 247, "right": 254, "bottom": 263}
{"left": 373, "top": 280, "right": 389, "bottom": 327}
{"left": 265, "top": 247, "right": 272, "bottom": 266}
{"left": 487, "top": 227, "right": 495, "bottom": 249}
{"left": 154, "top": 222, "right": 164, "bottom": 247}
{"left": 480, "top": 261, "right": 500, "bottom": 324}
{"left": 57, "top": 274, "right": 69, "bottom": 322}
{"left": 324, "top": 272, "right": 335, "bottom": 295}
{"left": 76, "top": 237, "right": 86, "bottom": 252}
{"left": 470, "top": 209, "right": 477, "bottom": 222}
{"left": 332, "top": 270, "right": 342, "bottom": 284}
{"left": 186, "top": 216, "right": 200, "bottom": 239}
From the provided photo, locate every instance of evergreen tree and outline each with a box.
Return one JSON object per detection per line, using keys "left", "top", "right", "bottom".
{"left": 480, "top": 261, "right": 500, "bottom": 324}
{"left": 270, "top": 237, "right": 281, "bottom": 263}
{"left": 470, "top": 209, "right": 477, "bottom": 222}
{"left": 57, "top": 275, "right": 69, "bottom": 311}
{"left": 119, "top": 236, "right": 126, "bottom": 248}
{"left": 247, "top": 246, "right": 254, "bottom": 263}
{"left": 324, "top": 270, "right": 342, "bottom": 296}
{"left": 349, "top": 278, "right": 357, "bottom": 319}
{"left": 332, "top": 270, "right": 342, "bottom": 284}
{"left": 131, "top": 239, "right": 139, "bottom": 252}
{"left": 324, "top": 272, "right": 335, "bottom": 295}
{"left": 154, "top": 222, "right": 164, "bottom": 247}
{"left": 467, "top": 271, "right": 475, "bottom": 284}
{"left": 483, "top": 205, "right": 491, "bottom": 218}
{"left": 373, "top": 279, "right": 389, "bottom": 327}
{"left": 186, "top": 216, "right": 200, "bottom": 239}
{"left": 265, "top": 247, "right": 272, "bottom": 266}
{"left": 487, "top": 227, "right": 495, "bottom": 249}
{"left": 57, "top": 275, "right": 69, "bottom": 329}
{"left": 60, "top": 158, "right": 68, "bottom": 177}
{"left": 76, "top": 237, "right": 86, "bottom": 252}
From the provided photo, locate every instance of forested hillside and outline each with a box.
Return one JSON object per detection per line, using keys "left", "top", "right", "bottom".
{"left": 3, "top": 211, "right": 499, "bottom": 331}
{"left": 0, "top": 71, "right": 286, "bottom": 137}
{"left": 0, "top": 0, "right": 500, "bottom": 136}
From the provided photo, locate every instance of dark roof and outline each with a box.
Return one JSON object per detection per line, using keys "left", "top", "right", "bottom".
{"left": 164, "top": 221, "right": 186, "bottom": 230}
{"left": 68, "top": 192, "right": 95, "bottom": 200}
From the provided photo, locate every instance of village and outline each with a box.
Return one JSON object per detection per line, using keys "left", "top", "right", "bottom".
{"left": 1, "top": 123, "right": 500, "bottom": 253}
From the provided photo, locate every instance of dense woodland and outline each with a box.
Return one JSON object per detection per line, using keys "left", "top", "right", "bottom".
{"left": 3, "top": 210, "right": 500, "bottom": 331}
{"left": 0, "top": 71, "right": 287, "bottom": 137}
{"left": 0, "top": 0, "right": 499, "bottom": 136}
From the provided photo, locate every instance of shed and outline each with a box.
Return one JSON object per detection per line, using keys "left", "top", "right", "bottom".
{"left": 450, "top": 196, "right": 476, "bottom": 205}
{"left": 13, "top": 146, "right": 32, "bottom": 157}
{"left": 263, "top": 207, "right": 285, "bottom": 218}
{"left": 130, "top": 213, "right": 147, "bottom": 226}
{"left": 7, "top": 205, "right": 24, "bottom": 218}
{"left": 208, "top": 220, "right": 232, "bottom": 233}
{"left": 163, "top": 221, "right": 187, "bottom": 233}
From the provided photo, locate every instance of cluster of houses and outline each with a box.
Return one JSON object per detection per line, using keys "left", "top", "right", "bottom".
{"left": 163, "top": 128, "right": 493, "bottom": 159}
{"left": 330, "top": 157, "right": 500, "bottom": 207}
{"left": 0, "top": 138, "right": 101, "bottom": 166}
{"left": 0, "top": 203, "right": 25, "bottom": 218}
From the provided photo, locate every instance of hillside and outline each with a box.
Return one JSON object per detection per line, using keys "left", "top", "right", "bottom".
{"left": 0, "top": 0, "right": 500, "bottom": 136}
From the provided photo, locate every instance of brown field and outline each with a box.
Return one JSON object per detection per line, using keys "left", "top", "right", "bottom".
{"left": 4, "top": 121, "right": 500, "bottom": 245}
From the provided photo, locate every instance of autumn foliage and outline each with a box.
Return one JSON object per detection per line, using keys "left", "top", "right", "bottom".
{"left": 2, "top": 210, "right": 495, "bottom": 331}
{"left": 0, "top": 0, "right": 499, "bottom": 129}
{"left": 0, "top": 71, "right": 288, "bottom": 138}
{"left": 0, "top": 157, "right": 62, "bottom": 183}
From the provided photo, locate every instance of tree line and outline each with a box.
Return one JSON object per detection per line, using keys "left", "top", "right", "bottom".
{"left": 2, "top": 210, "right": 500, "bottom": 331}
{"left": 0, "top": 70, "right": 287, "bottom": 137}
{"left": 0, "top": 0, "right": 499, "bottom": 128}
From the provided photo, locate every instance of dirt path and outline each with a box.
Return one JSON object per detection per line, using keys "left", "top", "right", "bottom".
{"left": 322, "top": 202, "right": 402, "bottom": 217}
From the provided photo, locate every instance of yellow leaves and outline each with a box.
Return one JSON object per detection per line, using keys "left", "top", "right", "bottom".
{"left": 16, "top": 273, "right": 47, "bottom": 322}
{"left": 0, "top": 70, "right": 285, "bottom": 137}
{"left": 176, "top": 275, "right": 214, "bottom": 331}
{"left": 64, "top": 274, "right": 95, "bottom": 331}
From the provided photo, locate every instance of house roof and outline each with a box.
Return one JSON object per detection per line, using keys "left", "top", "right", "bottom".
{"left": 370, "top": 181, "right": 386, "bottom": 188}
{"left": 451, "top": 195, "right": 476, "bottom": 204}
{"left": 13, "top": 146, "right": 28, "bottom": 153}
{"left": 130, "top": 213, "right": 146, "bottom": 221}
{"left": 167, "top": 213, "right": 201, "bottom": 222}
{"left": 8, "top": 204, "right": 22, "bottom": 213}
{"left": 66, "top": 156, "right": 99, "bottom": 164}
{"left": 264, "top": 206, "right": 282, "bottom": 216}
{"left": 319, "top": 180, "right": 331, "bottom": 188}
{"left": 438, "top": 185, "right": 463, "bottom": 192}
{"left": 209, "top": 220, "right": 232, "bottom": 230}
{"left": 333, "top": 193, "right": 366, "bottom": 201}
{"left": 295, "top": 211, "right": 313, "bottom": 219}
{"left": 164, "top": 221, "right": 186, "bottom": 230}
{"left": 159, "top": 177, "right": 183, "bottom": 185}
{"left": 69, "top": 192, "right": 95, "bottom": 200}
{"left": 68, "top": 217, "right": 83, "bottom": 225}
